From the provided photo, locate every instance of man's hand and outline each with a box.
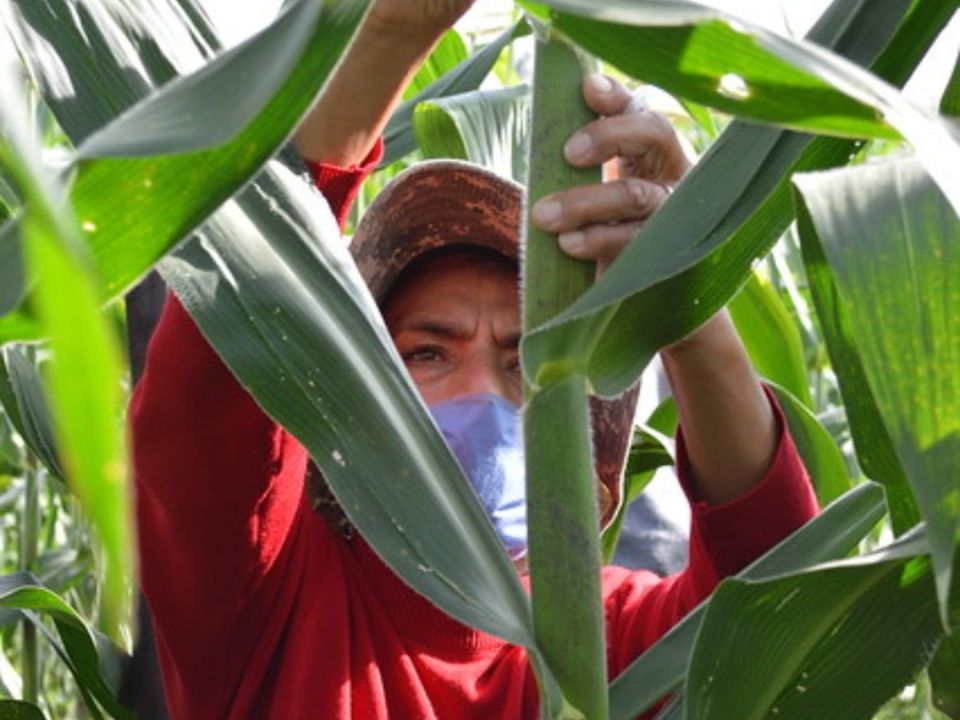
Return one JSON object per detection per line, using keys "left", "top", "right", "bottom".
{"left": 530, "top": 74, "right": 691, "bottom": 272}
{"left": 531, "top": 76, "right": 779, "bottom": 506}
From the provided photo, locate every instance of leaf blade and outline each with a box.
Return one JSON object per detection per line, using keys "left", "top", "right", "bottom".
{"left": 794, "top": 157, "right": 960, "bottom": 625}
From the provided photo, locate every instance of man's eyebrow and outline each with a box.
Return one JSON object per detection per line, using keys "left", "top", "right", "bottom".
{"left": 392, "top": 317, "right": 470, "bottom": 338}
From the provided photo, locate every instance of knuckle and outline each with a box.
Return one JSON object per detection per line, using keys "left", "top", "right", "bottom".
{"left": 618, "top": 178, "right": 653, "bottom": 211}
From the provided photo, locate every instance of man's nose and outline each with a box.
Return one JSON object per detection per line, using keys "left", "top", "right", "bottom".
{"left": 460, "top": 353, "right": 520, "bottom": 405}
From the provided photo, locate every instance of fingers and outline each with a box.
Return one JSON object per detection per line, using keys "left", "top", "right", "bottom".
{"left": 581, "top": 73, "right": 634, "bottom": 117}
{"left": 557, "top": 221, "right": 645, "bottom": 264}
{"left": 564, "top": 112, "right": 689, "bottom": 184}
{"left": 527, "top": 74, "right": 688, "bottom": 267}
{"left": 567, "top": 74, "right": 692, "bottom": 185}
{"left": 532, "top": 177, "right": 668, "bottom": 236}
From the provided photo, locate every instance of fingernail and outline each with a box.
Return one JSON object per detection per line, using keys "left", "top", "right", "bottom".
{"left": 564, "top": 133, "right": 592, "bottom": 161}
{"left": 587, "top": 73, "right": 613, "bottom": 93}
{"left": 532, "top": 199, "right": 562, "bottom": 226}
{"left": 559, "top": 231, "right": 585, "bottom": 252}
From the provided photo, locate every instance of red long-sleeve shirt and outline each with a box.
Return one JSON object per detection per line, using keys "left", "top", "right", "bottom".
{"left": 131, "top": 144, "right": 819, "bottom": 719}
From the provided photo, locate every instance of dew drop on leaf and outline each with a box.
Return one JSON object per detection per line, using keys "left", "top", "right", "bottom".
{"left": 718, "top": 73, "right": 750, "bottom": 101}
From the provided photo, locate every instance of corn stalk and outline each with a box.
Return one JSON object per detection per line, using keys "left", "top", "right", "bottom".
{"left": 523, "top": 30, "right": 606, "bottom": 719}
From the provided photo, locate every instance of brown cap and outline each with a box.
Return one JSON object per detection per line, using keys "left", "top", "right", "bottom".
{"left": 349, "top": 160, "right": 639, "bottom": 530}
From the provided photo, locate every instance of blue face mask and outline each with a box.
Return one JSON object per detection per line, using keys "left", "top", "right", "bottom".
{"left": 429, "top": 394, "right": 527, "bottom": 560}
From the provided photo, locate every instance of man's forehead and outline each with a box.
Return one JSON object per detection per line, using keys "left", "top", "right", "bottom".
{"left": 381, "top": 246, "right": 519, "bottom": 307}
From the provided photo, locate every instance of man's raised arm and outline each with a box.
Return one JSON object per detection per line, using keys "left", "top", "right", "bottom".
{"left": 294, "top": 0, "right": 475, "bottom": 167}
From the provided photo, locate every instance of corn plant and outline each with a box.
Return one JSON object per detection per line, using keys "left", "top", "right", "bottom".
{"left": 0, "top": 0, "right": 958, "bottom": 718}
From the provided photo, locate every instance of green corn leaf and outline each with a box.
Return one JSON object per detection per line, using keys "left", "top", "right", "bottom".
{"left": 794, "top": 157, "right": 960, "bottom": 628}
{"left": 414, "top": 85, "right": 531, "bottom": 182}
{"left": 523, "top": 0, "right": 960, "bottom": 215}
{"left": 0, "top": 167, "right": 19, "bottom": 215}
{"left": 608, "top": 481, "right": 887, "bottom": 719}
{"left": 71, "top": 0, "right": 327, "bottom": 158}
{"left": 0, "top": 65, "right": 130, "bottom": 631}
{"left": 160, "top": 159, "right": 537, "bottom": 653}
{"left": 940, "top": 55, "right": 960, "bottom": 117}
{"left": 1, "top": 0, "right": 369, "bottom": 324}
{"left": 795, "top": 198, "right": 920, "bottom": 535}
{"left": 0, "top": 700, "right": 47, "bottom": 720}
{"left": 0, "top": 221, "right": 24, "bottom": 318}
{"left": 4, "top": 0, "right": 216, "bottom": 144}
{"left": 35, "top": 547, "right": 93, "bottom": 594}
{"left": 601, "top": 427, "right": 673, "bottom": 563}
{"left": 403, "top": 29, "right": 469, "bottom": 101}
{"left": 0, "top": 311, "right": 41, "bottom": 347}
{"left": 684, "top": 529, "right": 958, "bottom": 720}
{"left": 930, "top": 631, "right": 960, "bottom": 718}
{"left": 0, "top": 572, "right": 131, "bottom": 719}
{"left": 648, "top": 396, "right": 679, "bottom": 437}
{"left": 519, "top": 0, "right": 897, "bottom": 140}
{"left": 0, "top": 348, "right": 64, "bottom": 481}
{"left": 680, "top": 99, "right": 719, "bottom": 142}
{"left": 768, "top": 382, "right": 850, "bottom": 506}
{"left": 728, "top": 271, "right": 812, "bottom": 408}
{"left": 519, "top": 0, "right": 951, "bottom": 400}
{"left": 0, "top": 348, "right": 27, "bottom": 449}
{"left": 383, "top": 20, "right": 531, "bottom": 165}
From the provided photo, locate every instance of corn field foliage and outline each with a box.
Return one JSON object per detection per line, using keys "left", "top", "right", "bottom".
{"left": 0, "top": 0, "right": 958, "bottom": 718}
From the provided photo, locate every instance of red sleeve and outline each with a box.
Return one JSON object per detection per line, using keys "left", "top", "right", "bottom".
{"left": 303, "top": 138, "right": 384, "bottom": 227}
{"left": 605, "top": 388, "right": 819, "bottom": 679}
{"left": 131, "top": 140, "right": 383, "bottom": 675}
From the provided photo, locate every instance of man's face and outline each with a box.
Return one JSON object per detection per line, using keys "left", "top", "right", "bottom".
{"left": 383, "top": 250, "right": 522, "bottom": 407}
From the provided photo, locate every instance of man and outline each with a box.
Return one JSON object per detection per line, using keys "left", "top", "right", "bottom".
{"left": 131, "top": 1, "right": 818, "bottom": 717}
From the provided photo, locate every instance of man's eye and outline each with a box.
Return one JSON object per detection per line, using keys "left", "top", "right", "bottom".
{"left": 403, "top": 346, "right": 444, "bottom": 364}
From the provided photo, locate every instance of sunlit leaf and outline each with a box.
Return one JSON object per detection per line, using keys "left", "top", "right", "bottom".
{"left": 520, "top": 0, "right": 951, "bottom": 399}
{"left": 795, "top": 200, "right": 920, "bottom": 535}
{"left": 414, "top": 85, "right": 531, "bottom": 181}
{"left": 0, "top": 63, "right": 130, "bottom": 630}
{"left": 794, "top": 157, "right": 960, "bottom": 626}
{"left": 383, "top": 20, "right": 531, "bottom": 165}
{"left": 2, "top": 0, "right": 369, "bottom": 319}
{"left": 0, "top": 311, "right": 41, "bottom": 346}
{"left": 519, "top": 0, "right": 899, "bottom": 140}
{"left": 524, "top": 0, "right": 960, "bottom": 214}
{"left": 403, "top": 29, "right": 469, "bottom": 100}
{"left": 3, "top": 0, "right": 215, "bottom": 144}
